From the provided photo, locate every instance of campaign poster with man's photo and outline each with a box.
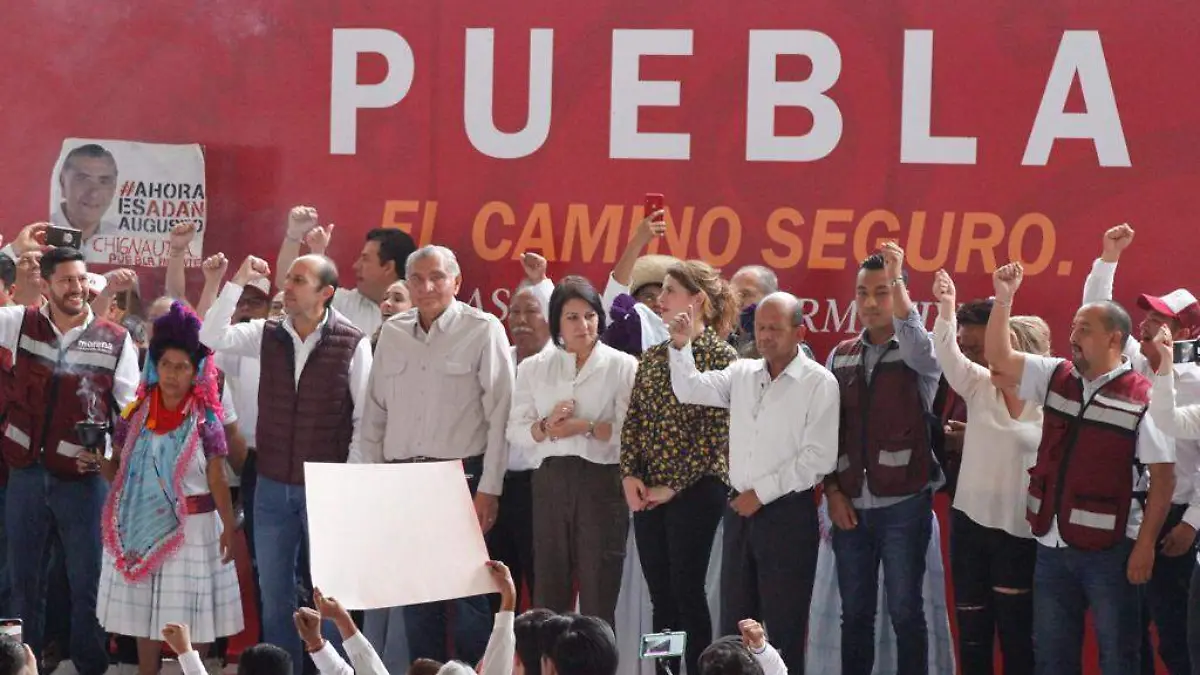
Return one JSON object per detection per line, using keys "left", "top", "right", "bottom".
{"left": 49, "top": 139, "right": 206, "bottom": 267}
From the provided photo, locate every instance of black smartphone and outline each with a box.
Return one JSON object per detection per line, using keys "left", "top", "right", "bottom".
{"left": 1174, "top": 339, "right": 1199, "bottom": 364}
{"left": 46, "top": 225, "right": 82, "bottom": 249}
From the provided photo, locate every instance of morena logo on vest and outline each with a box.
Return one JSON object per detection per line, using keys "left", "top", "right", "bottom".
{"left": 75, "top": 340, "right": 115, "bottom": 354}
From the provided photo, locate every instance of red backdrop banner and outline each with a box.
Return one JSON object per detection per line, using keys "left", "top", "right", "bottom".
{"left": 2, "top": 1, "right": 1196, "bottom": 356}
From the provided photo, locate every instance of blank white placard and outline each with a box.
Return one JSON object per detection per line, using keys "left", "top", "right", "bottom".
{"left": 305, "top": 461, "right": 494, "bottom": 609}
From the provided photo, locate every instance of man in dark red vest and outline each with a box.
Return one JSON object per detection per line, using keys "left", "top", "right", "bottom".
{"left": 200, "top": 254, "right": 371, "bottom": 675}
{"left": 0, "top": 246, "right": 139, "bottom": 675}
{"left": 822, "top": 243, "right": 943, "bottom": 675}
{"left": 986, "top": 261, "right": 1175, "bottom": 675}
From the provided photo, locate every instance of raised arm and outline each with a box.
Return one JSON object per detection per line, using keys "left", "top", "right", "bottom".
{"left": 197, "top": 256, "right": 269, "bottom": 357}
{"left": 612, "top": 211, "right": 665, "bottom": 289}
{"left": 985, "top": 262, "right": 1027, "bottom": 386}
{"left": 275, "top": 206, "right": 318, "bottom": 290}
{"left": 196, "top": 253, "right": 228, "bottom": 319}
{"left": 667, "top": 311, "right": 733, "bottom": 408}
{"left": 91, "top": 268, "right": 137, "bottom": 323}
{"left": 932, "top": 269, "right": 989, "bottom": 400}
{"left": 1084, "top": 224, "right": 1142, "bottom": 364}
{"left": 165, "top": 222, "right": 197, "bottom": 301}
{"left": 1149, "top": 328, "right": 1200, "bottom": 439}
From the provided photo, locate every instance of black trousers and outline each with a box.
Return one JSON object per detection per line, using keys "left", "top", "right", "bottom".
{"left": 486, "top": 470, "right": 536, "bottom": 612}
{"left": 633, "top": 476, "right": 726, "bottom": 675}
{"left": 721, "top": 489, "right": 818, "bottom": 675}
{"left": 950, "top": 509, "right": 1035, "bottom": 675}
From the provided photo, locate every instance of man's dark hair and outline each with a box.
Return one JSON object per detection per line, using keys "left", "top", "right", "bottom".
{"left": 237, "top": 644, "right": 293, "bottom": 675}
{"left": 516, "top": 609, "right": 557, "bottom": 675}
{"left": 366, "top": 228, "right": 418, "bottom": 280}
{"left": 545, "top": 615, "right": 618, "bottom": 675}
{"left": 697, "top": 637, "right": 764, "bottom": 675}
{"left": 0, "top": 638, "right": 25, "bottom": 675}
{"left": 538, "top": 614, "right": 575, "bottom": 662}
{"left": 859, "top": 253, "right": 909, "bottom": 286}
{"left": 956, "top": 298, "right": 994, "bottom": 326}
{"left": 1095, "top": 300, "right": 1133, "bottom": 346}
{"left": 0, "top": 257, "right": 15, "bottom": 291}
{"left": 62, "top": 144, "right": 117, "bottom": 174}
{"left": 39, "top": 246, "right": 86, "bottom": 280}
{"left": 406, "top": 658, "right": 443, "bottom": 675}
{"left": 548, "top": 276, "right": 607, "bottom": 347}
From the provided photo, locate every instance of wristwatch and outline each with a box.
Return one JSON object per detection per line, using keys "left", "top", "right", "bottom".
{"left": 585, "top": 420, "right": 596, "bottom": 439}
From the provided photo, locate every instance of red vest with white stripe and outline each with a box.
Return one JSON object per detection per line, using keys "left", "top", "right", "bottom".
{"left": 1026, "top": 360, "right": 1150, "bottom": 551}
{"left": 0, "top": 345, "right": 13, "bottom": 486}
{"left": 1, "top": 308, "right": 126, "bottom": 480}
{"left": 831, "top": 337, "right": 932, "bottom": 498}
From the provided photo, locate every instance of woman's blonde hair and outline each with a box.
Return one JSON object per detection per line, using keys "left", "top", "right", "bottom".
{"left": 665, "top": 260, "right": 738, "bottom": 337}
{"left": 1010, "top": 315, "right": 1051, "bottom": 356}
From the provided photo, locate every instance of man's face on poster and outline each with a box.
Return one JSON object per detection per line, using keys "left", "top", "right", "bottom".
{"left": 60, "top": 155, "right": 118, "bottom": 228}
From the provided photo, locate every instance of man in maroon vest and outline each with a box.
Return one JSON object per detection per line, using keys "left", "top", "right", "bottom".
{"left": 822, "top": 243, "right": 943, "bottom": 675}
{"left": 986, "top": 261, "right": 1175, "bottom": 675}
{"left": 0, "top": 246, "right": 139, "bottom": 675}
{"left": 199, "top": 254, "right": 372, "bottom": 675}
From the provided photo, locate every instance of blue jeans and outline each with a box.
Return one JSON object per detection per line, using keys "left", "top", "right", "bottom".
{"left": 832, "top": 491, "right": 932, "bottom": 675}
{"left": 1034, "top": 539, "right": 1141, "bottom": 675}
{"left": 403, "top": 456, "right": 492, "bottom": 664}
{"left": 7, "top": 466, "right": 108, "bottom": 675}
{"left": 254, "top": 477, "right": 341, "bottom": 675}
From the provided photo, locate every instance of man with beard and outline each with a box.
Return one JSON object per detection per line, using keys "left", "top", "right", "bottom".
{"left": 0, "top": 246, "right": 139, "bottom": 675}
{"left": 1082, "top": 224, "right": 1200, "bottom": 675}
{"left": 987, "top": 261, "right": 1175, "bottom": 675}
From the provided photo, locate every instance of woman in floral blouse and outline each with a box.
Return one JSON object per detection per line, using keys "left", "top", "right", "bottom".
{"left": 620, "top": 260, "right": 739, "bottom": 675}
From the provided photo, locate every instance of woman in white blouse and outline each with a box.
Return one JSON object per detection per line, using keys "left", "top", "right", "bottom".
{"left": 931, "top": 269, "right": 1050, "bottom": 675}
{"left": 506, "top": 276, "right": 638, "bottom": 627}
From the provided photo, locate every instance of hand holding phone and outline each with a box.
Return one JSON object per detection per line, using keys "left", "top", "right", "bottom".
{"left": 1174, "top": 339, "right": 1198, "bottom": 364}
{"left": 643, "top": 193, "right": 666, "bottom": 235}
{"left": 46, "top": 225, "right": 82, "bottom": 249}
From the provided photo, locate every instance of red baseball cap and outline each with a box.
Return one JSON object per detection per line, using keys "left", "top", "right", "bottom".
{"left": 1138, "top": 289, "right": 1200, "bottom": 328}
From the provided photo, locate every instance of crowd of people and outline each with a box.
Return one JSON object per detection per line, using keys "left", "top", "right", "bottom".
{"left": 0, "top": 208, "right": 1195, "bottom": 675}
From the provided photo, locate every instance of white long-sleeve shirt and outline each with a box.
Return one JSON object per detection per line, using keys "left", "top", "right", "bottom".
{"left": 934, "top": 316, "right": 1042, "bottom": 538}
{"left": 1151, "top": 372, "right": 1200, "bottom": 526}
{"left": 198, "top": 282, "right": 372, "bottom": 461}
{"left": 669, "top": 343, "right": 839, "bottom": 504}
{"left": 752, "top": 642, "right": 788, "bottom": 675}
{"left": 357, "top": 300, "right": 514, "bottom": 496}
{"left": 507, "top": 341, "right": 637, "bottom": 465}
{"left": 310, "top": 630, "right": 391, "bottom": 675}
{"left": 0, "top": 304, "right": 139, "bottom": 418}
{"left": 1084, "top": 258, "right": 1200, "bottom": 529}
{"left": 332, "top": 287, "right": 385, "bottom": 338}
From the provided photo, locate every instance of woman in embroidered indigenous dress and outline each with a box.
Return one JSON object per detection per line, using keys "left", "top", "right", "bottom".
{"left": 93, "top": 301, "right": 243, "bottom": 675}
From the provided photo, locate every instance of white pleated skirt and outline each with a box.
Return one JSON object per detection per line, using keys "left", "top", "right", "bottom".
{"left": 96, "top": 510, "right": 243, "bottom": 643}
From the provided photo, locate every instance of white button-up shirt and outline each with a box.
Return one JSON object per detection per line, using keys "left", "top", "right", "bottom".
{"left": 669, "top": 342, "right": 840, "bottom": 504}
{"left": 507, "top": 341, "right": 637, "bottom": 466}
{"left": 198, "top": 282, "right": 372, "bottom": 461}
{"left": 333, "top": 287, "right": 384, "bottom": 337}
{"left": 357, "top": 300, "right": 514, "bottom": 496}
{"left": 0, "top": 304, "right": 140, "bottom": 416}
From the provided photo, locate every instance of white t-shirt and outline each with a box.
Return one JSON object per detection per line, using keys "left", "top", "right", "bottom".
{"left": 332, "top": 287, "right": 383, "bottom": 337}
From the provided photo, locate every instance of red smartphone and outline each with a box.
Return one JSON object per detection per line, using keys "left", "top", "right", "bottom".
{"left": 644, "top": 193, "right": 664, "bottom": 222}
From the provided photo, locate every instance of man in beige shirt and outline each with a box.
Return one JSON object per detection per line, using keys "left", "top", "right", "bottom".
{"left": 357, "top": 244, "right": 514, "bottom": 666}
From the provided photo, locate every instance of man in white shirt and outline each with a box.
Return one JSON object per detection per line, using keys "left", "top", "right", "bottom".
{"left": 668, "top": 292, "right": 839, "bottom": 675}
{"left": 275, "top": 206, "right": 417, "bottom": 337}
{"left": 0, "top": 246, "right": 139, "bottom": 675}
{"left": 1082, "top": 223, "right": 1200, "bottom": 674}
{"left": 358, "top": 245, "right": 514, "bottom": 665}
{"left": 987, "top": 261, "right": 1175, "bottom": 675}
{"left": 199, "top": 254, "right": 372, "bottom": 675}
